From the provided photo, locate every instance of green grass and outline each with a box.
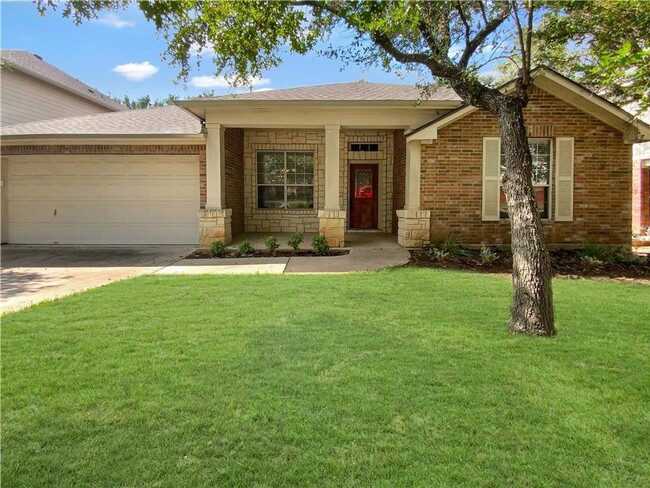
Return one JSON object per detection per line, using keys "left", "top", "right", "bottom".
{"left": 2, "top": 269, "right": 649, "bottom": 487}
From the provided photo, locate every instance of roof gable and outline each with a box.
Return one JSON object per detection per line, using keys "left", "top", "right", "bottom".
{"left": 407, "top": 67, "right": 650, "bottom": 144}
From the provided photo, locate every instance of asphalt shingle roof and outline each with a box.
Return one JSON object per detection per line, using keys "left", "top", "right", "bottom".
{"left": 1, "top": 49, "right": 127, "bottom": 111}
{"left": 0, "top": 105, "right": 202, "bottom": 137}
{"left": 207, "top": 80, "right": 460, "bottom": 102}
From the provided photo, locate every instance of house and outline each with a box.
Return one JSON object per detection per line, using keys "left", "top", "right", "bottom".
{"left": 1, "top": 66, "right": 648, "bottom": 248}
{"left": 633, "top": 138, "right": 650, "bottom": 236}
{"left": 0, "top": 50, "right": 126, "bottom": 126}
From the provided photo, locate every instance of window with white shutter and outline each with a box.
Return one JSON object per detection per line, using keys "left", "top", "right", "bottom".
{"left": 554, "top": 138, "right": 574, "bottom": 221}
{"left": 482, "top": 137, "right": 501, "bottom": 221}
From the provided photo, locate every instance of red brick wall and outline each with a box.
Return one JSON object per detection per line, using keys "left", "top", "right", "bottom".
{"left": 420, "top": 86, "right": 633, "bottom": 246}
{"left": 224, "top": 128, "right": 245, "bottom": 236}
{"left": 392, "top": 129, "right": 406, "bottom": 234}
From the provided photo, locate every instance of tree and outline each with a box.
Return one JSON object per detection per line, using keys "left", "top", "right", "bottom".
{"left": 116, "top": 92, "right": 218, "bottom": 110}
{"left": 507, "top": 1, "right": 650, "bottom": 112}
{"left": 36, "top": 0, "right": 645, "bottom": 336}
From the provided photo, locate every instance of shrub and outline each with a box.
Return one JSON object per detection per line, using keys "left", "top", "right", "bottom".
{"left": 479, "top": 245, "right": 498, "bottom": 264}
{"left": 264, "top": 235, "right": 280, "bottom": 253}
{"left": 288, "top": 232, "right": 304, "bottom": 251}
{"left": 312, "top": 235, "right": 330, "bottom": 255}
{"left": 238, "top": 239, "right": 255, "bottom": 256}
{"left": 581, "top": 244, "right": 642, "bottom": 264}
{"left": 435, "top": 234, "right": 461, "bottom": 255}
{"left": 209, "top": 240, "right": 228, "bottom": 258}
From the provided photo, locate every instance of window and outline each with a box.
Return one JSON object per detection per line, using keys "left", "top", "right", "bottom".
{"left": 349, "top": 143, "right": 380, "bottom": 152}
{"left": 500, "top": 138, "right": 551, "bottom": 219}
{"left": 257, "top": 151, "right": 314, "bottom": 209}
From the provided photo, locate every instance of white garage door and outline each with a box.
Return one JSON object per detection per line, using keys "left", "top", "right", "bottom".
{"left": 7, "top": 155, "right": 199, "bottom": 245}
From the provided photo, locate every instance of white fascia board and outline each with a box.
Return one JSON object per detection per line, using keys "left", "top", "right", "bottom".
{"left": 406, "top": 105, "right": 477, "bottom": 142}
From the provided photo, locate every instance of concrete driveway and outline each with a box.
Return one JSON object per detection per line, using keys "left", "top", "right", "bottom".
{"left": 1, "top": 246, "right": 193, "bottom": 313}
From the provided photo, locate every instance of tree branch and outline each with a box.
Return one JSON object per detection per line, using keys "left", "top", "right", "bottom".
{"left": 457, "top": 3, "right": 511, "bottom": 68}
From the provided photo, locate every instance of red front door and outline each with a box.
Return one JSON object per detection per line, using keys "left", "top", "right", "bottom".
{"left": 349, "top": 164, "right": 378, "bottom": 229}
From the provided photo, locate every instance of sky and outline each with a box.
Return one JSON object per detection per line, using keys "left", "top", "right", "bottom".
{"left": 0, "top": 1, "right": 424, "bottom": 102}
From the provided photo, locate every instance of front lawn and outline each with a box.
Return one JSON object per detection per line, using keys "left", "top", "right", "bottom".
{"left": 3, "top": 269, "right": 649, "bottom": 487}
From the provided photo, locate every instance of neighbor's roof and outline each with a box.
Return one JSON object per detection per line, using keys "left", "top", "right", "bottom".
{"left": 204, "top": 80, "right": 461, "bottom": 102}
{"left": 0, "top": 49, "right": 127, "bottom": 112}
{"left": 0, "top": 105, "right": 203, "bottom": 139}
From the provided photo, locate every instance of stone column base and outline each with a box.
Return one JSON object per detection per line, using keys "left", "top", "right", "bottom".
{"left": 199, "top": 208, "right": 232, "bottom": 247}
{"left": 318, "top": 210, "right": 347, "bottom": 247}
{"left": 397, "top": 209, "right": 431, "bottom": 248}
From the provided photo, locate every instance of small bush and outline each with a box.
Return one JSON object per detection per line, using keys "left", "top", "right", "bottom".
{"left": 264, "top": 235, "right": 280, "bottom": 253}
{"left": 209, "top": 240, "right": 228, "bottom": 258}
{"left": 431, "top": 248, "right": 449, "bottom": 260}
{"left": 288, "top": 232, "right": 304, "bottom": 251}
{"left": 238, "top": 239, "right": 255, "bottom": 256}
{"left": 436, "top": 234, "right": 461, "bottom": 255}
{"left": 312, "top": 235, "right": 330, "bottom": 255}
{"left": 479, "top": 245, "right": 498, "bottom": 264}
{"left": 581, "top": 244, "right": 642, "bottom": 265}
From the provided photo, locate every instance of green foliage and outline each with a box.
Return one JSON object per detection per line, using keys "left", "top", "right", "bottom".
{"left": 537, "top": 0, "right": 650, "bottom": 110}
{"left": 480, "top": 245, "right": 499, "bottom": 264}
{"left": 581, "top": 244, "right": 642, "bottom": 264}
{"left": 311, "top": 235, "right": 330, "bottom": 255}
{"left": 264, "top": 235, "right": 280, "bottom": 253}
{"left": 237, "top": 239, "right": 255, "bottom": 256}
{"left": 209, "top": 240, "right": 228, "bottom": 258}
{"left": 288, "top": 232, "right": 304, "bottom": 252}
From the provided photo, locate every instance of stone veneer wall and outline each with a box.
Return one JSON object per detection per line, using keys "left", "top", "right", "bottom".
{"left": 420, "top": 85, "right": 632, "bottom": 246}
{"left": 392, "top": 129, "right": 406, "bottom": 234}
{"left": 224, "top": 128, "right": 245, "bottom": 236}
{"left": 243, "top": 129, "right": 324, "bottom": 233}
{"left": 341, "top": 130, "right": 394, "bottom": 233}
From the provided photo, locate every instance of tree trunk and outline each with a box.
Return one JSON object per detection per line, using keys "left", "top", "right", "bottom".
{"left": 498, "top": 98, "right": 556, "bottom": 336}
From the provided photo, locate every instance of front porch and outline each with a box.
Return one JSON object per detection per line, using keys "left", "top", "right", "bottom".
{"left": 197, "top": 125, "right": 432, "bottom": 250}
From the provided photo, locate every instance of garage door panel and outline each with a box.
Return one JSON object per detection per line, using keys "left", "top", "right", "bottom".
{"left": 9, "top": 203, "right": 53, "bottom": 222}
{"left": 7, "top": 156, "right": 200, "bottom": 245}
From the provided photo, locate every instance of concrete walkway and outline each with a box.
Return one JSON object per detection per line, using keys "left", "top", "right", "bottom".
{"left": 156, "top": 232, "right": 410, "bottom": 275}
{"left": 1, "top": 246, "right": 192, "bottom": 313}
{"left": 2, "top": 234, "right": 409, "bottom": 312}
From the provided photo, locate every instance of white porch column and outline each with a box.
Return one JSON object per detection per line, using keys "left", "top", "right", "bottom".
{"left": 205, "top": 123, "right": 226, "bottom": 209}
{"left": 199, "top": 123, "right": 232, "bottom": 246}
{"left": 319, "top": 124, "right": 346, "bottom": 247}
{"left": 324, "top": 124, "right": 341, "bottom": 210}
{"left": 404, "top": 139, "right": 421, "bottom": 210}
{"left": 398, "top": 139, "right": 430, "bottom": 247}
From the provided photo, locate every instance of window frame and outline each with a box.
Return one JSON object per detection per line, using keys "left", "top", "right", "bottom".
{"left": 256, "top": 150, "right": 315, "bottom": 210}
{"left": 499, "top": 137, "right": 553, "bottom": 220}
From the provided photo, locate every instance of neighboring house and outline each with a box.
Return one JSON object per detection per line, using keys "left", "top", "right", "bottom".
{"left": 1, "top": 66, "right": 648, "bottom": 248}
{"left": 633, "top": 130, "right": 650, "bottom": 236}
{"left": 0, "top": 50, "right": 126, "bottom": 126}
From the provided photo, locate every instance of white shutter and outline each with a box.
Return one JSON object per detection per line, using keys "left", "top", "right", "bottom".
{"left": 482, "top": 137, "right": 501, "bottom": 221}
{"left": 555, "top": 137, "right": 574, "bottom": 221}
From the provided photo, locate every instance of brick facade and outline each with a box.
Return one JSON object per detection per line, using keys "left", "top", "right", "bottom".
{"left": 224, "top": 128, "right": 245, "bottom": 236}
{"left": 420, "top": 86, "right": 633, "bottom": 246}
{"left": 392, "top": 129, "right": 406, "bottom": 234}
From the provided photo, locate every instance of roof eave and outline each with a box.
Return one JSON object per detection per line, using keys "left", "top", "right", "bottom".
{"left": 0, "top": 133, "right": 206, "bottom": 145}
{"left": 407, "top": 66, "right": 650, "bottom": 144}
{"left": 175, "top": 98, "right": 461, "bottom": 119}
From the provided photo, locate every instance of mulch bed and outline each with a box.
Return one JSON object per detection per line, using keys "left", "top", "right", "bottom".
{"left": 408, "top": 249, "right": 650, "bottom": 284}
{"left": 187, "top": 249, "right": 350, "bottom": 259}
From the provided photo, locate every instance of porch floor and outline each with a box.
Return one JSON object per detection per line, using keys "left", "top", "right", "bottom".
{"left": 230, "top": 232, "right": 400, "bottom": 250}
